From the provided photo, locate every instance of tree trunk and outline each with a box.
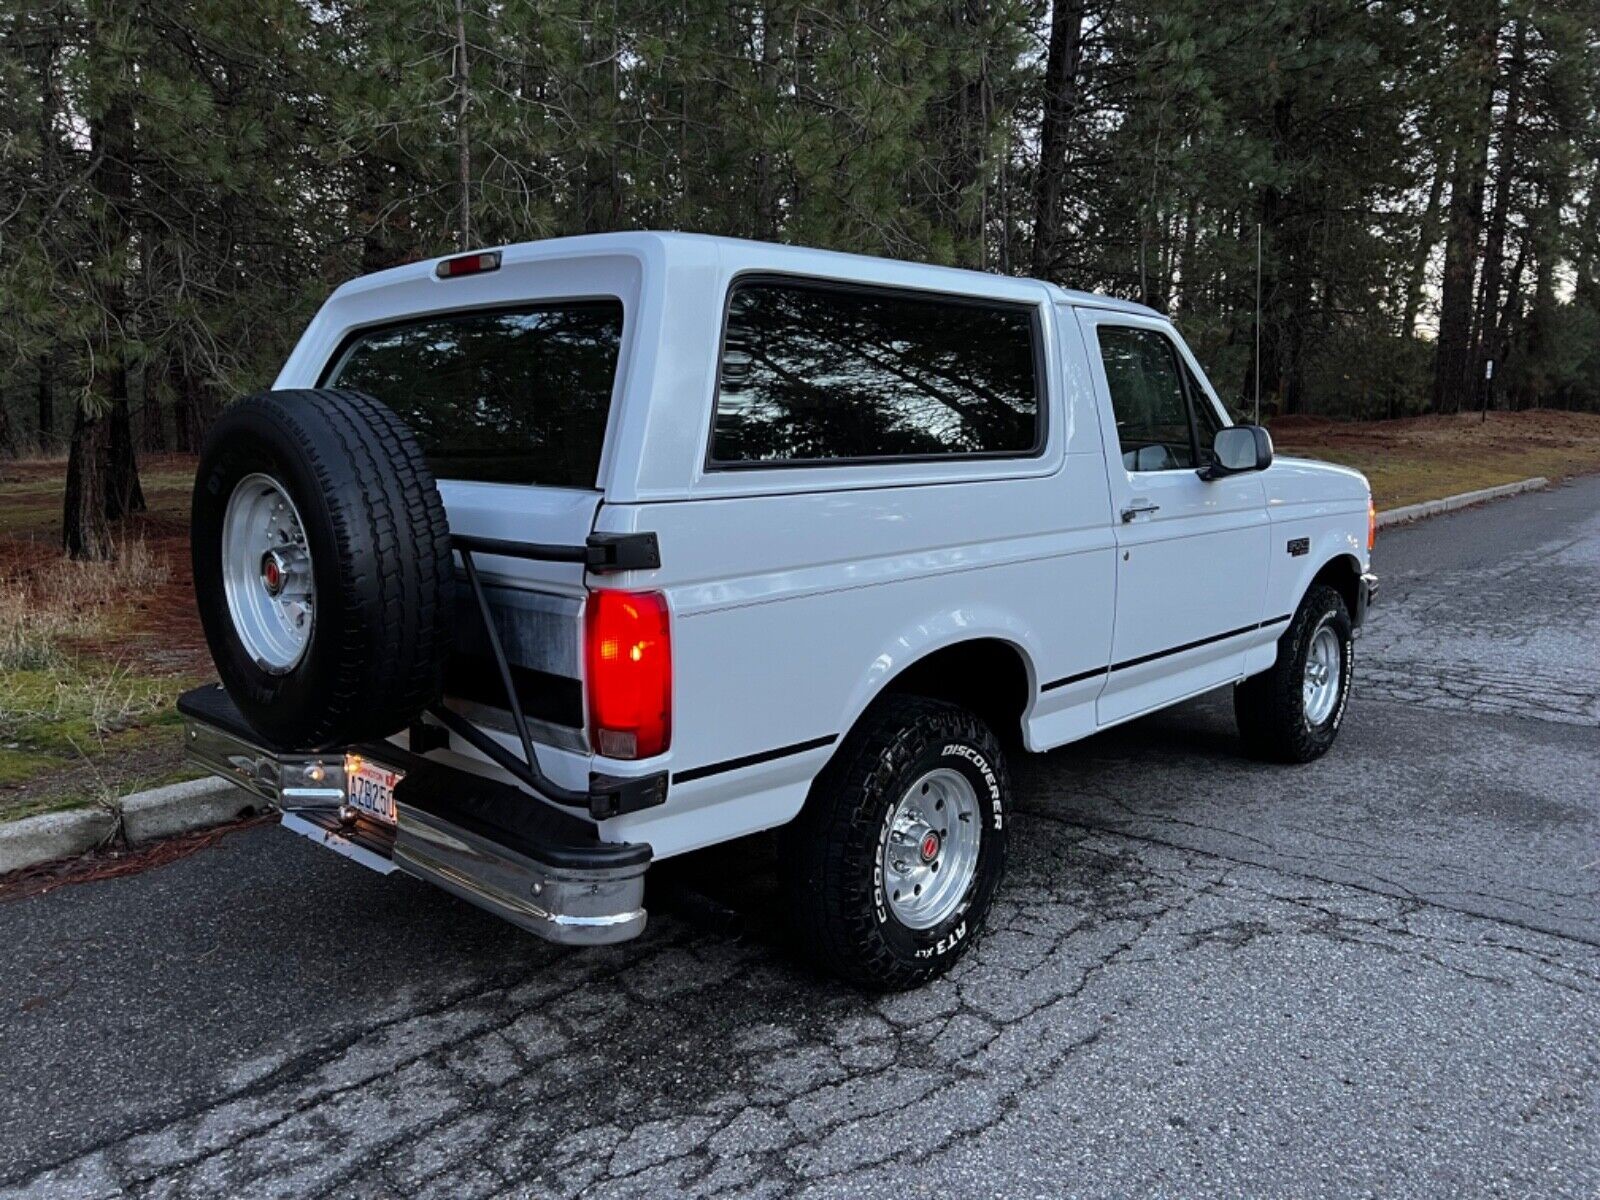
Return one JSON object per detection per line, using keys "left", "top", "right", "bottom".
{"left": 1401, "top": 160, "right": 1446, "bottom": 337}
{"left": 64, "top": 407, "right": 112, "bottom": 560}
{"left": 1516, "top": 245, "right": 1555, "bottom": 412}
{"left": 0, "top": 391, "right": 16, "bottom": 458}
{"left": 453, "top": 0, "right": 473, "bottom": 249}
{"left": 753, "top": 5, "right": 782, "bottom": 240}
{"left": 1430, "top": 14, "right": 1500, "bottom": 414}
{"left": 1177, "top": 195, "right": 1200, "bottom": 313}
{"left": 140, "top": 355, "right": 167, "bottom": 452}
{"left": 1484, "top": 236, "right": 1528, "bottom": 417}
{"left": 1251, "top": 93, "right": 1299, "bottom": 416}
{"left": 34, "top": 25, "right": 60, "bottom": 453}
{"left": 172, "top": 362, "right": 217, "bottom": 454}
{"left": 36, "top": 351, "right": 55, "bottom": 449}
{"left": 1031, "top": 0, "right": 1085, "bottom": 277}
{"left": 1574, "top": 190, "right": 1598, "bottom": 308}
{"left": 65, "top": 10, "right": 140, "bottom": 560}
{"left": 1472, "top": 18, "right": 1527, "bottom": 412}
{"left": 105, "top": 378, "right": 146, "bottom": 520}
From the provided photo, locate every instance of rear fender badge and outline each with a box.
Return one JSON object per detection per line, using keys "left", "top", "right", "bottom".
{"left": 1287, "top": 537, "right": 1310, "bottom": 557}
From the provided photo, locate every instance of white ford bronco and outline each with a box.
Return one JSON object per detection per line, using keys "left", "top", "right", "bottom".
{"left": 181, "top": 232, "right": 1377, "bottom": 989}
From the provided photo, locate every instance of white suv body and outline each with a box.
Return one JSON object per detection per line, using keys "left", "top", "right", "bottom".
{"left": 183, "top": 232, "right": 1374, "bottom": 987}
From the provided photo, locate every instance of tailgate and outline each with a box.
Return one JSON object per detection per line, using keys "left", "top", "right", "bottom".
{"left": 439, "top": 482, "right": 599, "bottom": 758}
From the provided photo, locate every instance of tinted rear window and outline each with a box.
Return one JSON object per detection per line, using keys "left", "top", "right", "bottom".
{"left": 712, "top": 280, "right": 1042, "bottom": 465}
{"left": 325, "top": 301, "right": 624, "bottom": 487}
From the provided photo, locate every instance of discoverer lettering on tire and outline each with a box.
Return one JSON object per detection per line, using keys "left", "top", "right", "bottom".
{"left": 785, "top": 695, "right": 1010, "bottom": 990}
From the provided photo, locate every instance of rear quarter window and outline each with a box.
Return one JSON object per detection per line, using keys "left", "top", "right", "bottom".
{"left": 323, "top": 300, "right": 624, "bottom": 487}
{"left": 711, "top": 278, "right": 1043, "bottom": 466}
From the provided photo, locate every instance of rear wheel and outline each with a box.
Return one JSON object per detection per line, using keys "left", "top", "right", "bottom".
{"left": 192, "top": 389, "right": 454, "bottom": 749}
{"left": 1234, "top": 583, "right": 1353, "bottom": 763}
{"left": 785, "top": 696, "right": 1008, "bottom": 990}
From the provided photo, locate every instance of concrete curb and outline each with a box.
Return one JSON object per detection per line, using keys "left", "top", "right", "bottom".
{"left": 119, "top": 777, "right": 261, "bottom": 846}
{"left": 0, "top": 777, "right": 260, "bottom": 878}
{"left": 0, "top": 809, "right": 118, "bottom": 877}
{"left": 1378, "top": 476, "right": 1547, "bottom": 528}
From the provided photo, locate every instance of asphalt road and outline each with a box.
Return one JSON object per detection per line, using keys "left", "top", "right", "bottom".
{"left": 2, "top": 477, "right": 1597, "bottom": 1199}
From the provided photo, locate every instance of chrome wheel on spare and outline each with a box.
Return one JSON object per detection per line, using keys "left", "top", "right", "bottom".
{"left": 220, "top": 472, "right": 315, "bottom": 674}
{"left": 1302, "top": 619, "right": 1342, "bottom": 726}
{"left": 882, "top": 767, "right": 981, "bottom": 930}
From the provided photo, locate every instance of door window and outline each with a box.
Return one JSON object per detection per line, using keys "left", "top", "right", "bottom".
{"left": 1096, "top": 326, "right": 1206, "bottom": 472}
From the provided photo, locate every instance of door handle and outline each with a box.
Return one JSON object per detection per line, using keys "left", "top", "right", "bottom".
{"left": 1121, "top": 501, "right": 1160, "bottom": 522}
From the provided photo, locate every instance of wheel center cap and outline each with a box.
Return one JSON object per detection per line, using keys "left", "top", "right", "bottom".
{"left": 919, "top": 831, "right": 941, "bottom": 863}
{"left": 261, "top": 551, "right": 286, "bottom": 596}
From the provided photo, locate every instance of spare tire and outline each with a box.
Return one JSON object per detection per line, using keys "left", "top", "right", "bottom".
{"left": 192, "top": 388, "right": 454, "bottom": 749}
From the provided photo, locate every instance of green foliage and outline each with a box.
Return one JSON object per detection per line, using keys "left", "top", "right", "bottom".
{"left": 0, "top": 0, "right": 1597, "bottom": 452}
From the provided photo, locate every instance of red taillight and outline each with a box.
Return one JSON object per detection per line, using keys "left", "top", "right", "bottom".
{"left": 1368, "top": 498, "right": 1377, "bottom": 552}
{"left": 585, "top": 589, "right": 671, "bottom": 760}
{"left": 435, "top": 250, "right": 501, "bottom": 279}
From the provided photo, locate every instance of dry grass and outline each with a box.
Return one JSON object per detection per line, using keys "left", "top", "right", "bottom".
{"left": 1270, "top": 409, "right": 1600, "bottom": 510}
{"left": 0, "top": 538, "right": 170, "bottom": 672}
{"left": 1, "top": 538, "right": 194, "bottom": 819}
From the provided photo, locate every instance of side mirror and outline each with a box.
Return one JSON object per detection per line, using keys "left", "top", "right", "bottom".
{"left": 1201, "top": 425, "right": 1273, "bottom": 480}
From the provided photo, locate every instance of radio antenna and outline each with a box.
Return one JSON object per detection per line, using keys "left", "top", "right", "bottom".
{"left": 1254, "top": 221, "right": 1263, "bottom": 425}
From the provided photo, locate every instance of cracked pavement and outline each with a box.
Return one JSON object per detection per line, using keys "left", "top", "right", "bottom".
{"left": 2, "top": 476, "right": 1597, "bottom": 1198}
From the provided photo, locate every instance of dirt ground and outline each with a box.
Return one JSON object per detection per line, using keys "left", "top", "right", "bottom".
{"left": 2, "top": 409, "right": 1598, "bottom": 821}
{"left": 1269, "top": 409, "right": 1600, "bottom": 510}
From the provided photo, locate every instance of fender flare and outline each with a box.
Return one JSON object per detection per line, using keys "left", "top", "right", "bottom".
{"left": 831, "top": 605, "right": 1042, "bottom": 748}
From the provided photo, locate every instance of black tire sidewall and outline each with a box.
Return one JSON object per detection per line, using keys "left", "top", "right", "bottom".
{"left": 1288, "top": 590, "right": 1353, "bottom": 746}
{"left": 864, "top": 718, "right": 1008, "bottom": 969}
{"left": 192, "top": 406, "right": 348, "bottom": 745}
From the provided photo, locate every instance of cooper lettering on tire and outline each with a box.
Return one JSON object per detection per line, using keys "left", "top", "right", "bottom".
{"left": 785, "top": 695, "right": 1009, "bottom": 990}
{"left": 192, "top": 389, "right": 454, "bottom": 749}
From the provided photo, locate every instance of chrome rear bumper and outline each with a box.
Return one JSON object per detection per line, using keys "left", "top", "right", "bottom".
{"left": 177, "top": 684, "right": 650, "bottom": 946}
{"left": 393, "top": 804, "right": 647, "bottom": 945}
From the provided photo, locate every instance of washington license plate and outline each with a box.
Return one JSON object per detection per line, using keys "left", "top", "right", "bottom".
{"left": 347, "top": 760, "right": 402, "bottom": 826}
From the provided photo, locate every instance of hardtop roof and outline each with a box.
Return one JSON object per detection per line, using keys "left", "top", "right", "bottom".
{"left": 334, "top": 230, "right": 1165, "bottom": 320}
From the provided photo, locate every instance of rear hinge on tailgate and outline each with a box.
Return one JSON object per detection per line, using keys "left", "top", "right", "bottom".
{"left": 448, "top": 531, "right": 659, "bottom": 576}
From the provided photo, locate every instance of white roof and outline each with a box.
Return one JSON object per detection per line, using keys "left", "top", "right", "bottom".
{"left": 336, "top": 230, "right": 1164, "bottom": 319}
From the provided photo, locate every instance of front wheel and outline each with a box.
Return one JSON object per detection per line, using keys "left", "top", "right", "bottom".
{"left": 784, "top": 696, "right": 1009, "bottom": 990}
{"left": 1234, "top": 583, "right": 1353, "bottom": 763}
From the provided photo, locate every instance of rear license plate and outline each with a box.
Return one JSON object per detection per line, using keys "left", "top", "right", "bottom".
{"left": 347, "top": 760, "right": 402, "bottom": 826}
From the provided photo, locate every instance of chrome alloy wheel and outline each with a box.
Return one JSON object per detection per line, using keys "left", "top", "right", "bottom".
{"left": 221, "top": 473, "right": 314, "bottom": 674}
{"left": 882, "top": 767, "right": 981, "bottom": 930}
{"left": 1302, "top": 618, "right": 1342, "bottom": 726}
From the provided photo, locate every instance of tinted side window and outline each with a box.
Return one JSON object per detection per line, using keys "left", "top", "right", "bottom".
{"left": 712, "top": 280, "right": 1042, "bottom": 465}
{"left": 1096, "top": 326, "right": 1196, "bottom": 471}
{"left": 327, "top": 301, "right": 624, "bottom": 487}
{"left": 1184, "top": 362, "right": 1223, "bottom": 463}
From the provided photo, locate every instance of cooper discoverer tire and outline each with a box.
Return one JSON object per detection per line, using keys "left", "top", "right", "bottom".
{"left": 192, "top": 388, "right": 453, "bottom": 749}
{"left": 1234, "top": 583, "right": 1353, "bottom": 764}
{"left": 785, "top": 695, "right": 1009, "bottom": 990}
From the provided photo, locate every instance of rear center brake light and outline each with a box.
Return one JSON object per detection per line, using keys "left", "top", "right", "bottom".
{"left": 585, "top": 589, "right": 671, "bottom": 760}
{"left": 436, "top": 250, "right": 502, "bottom": 279}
